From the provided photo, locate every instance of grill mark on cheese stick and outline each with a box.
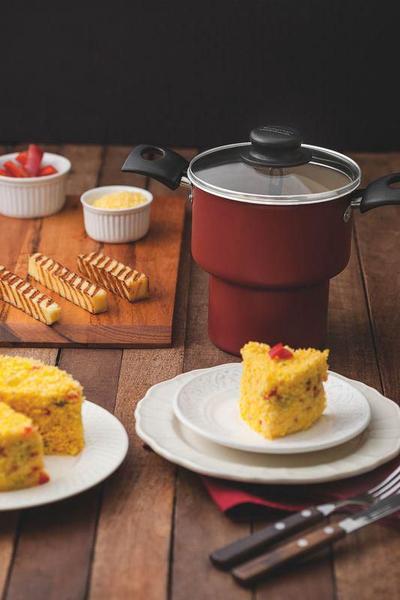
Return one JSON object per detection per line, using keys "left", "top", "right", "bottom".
{"left": 38, "top": 257, "right": 96, "bottom": 313}
{"left": 77, "top": 252, "right": 148, "bottom": 302}
{"left": 29, "top": 253, "right": 107, "bottom": 314}
{"left": 77, "top": 252, "right": 149, "bottom": 303}
{"left": 0, "top": 265, "right": 60, "bottom": 325}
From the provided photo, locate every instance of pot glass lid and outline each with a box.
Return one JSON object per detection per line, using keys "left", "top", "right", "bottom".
{"left": 188, "top": 126, "right": 361, "bottom": 205}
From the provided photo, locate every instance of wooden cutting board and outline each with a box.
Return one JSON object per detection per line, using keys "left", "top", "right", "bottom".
{"left": 0, "top": 194, "right": 185, "bottom": 347}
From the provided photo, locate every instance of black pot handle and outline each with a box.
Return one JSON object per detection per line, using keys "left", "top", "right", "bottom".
{"left": 121, "top": 145, "right": 189, "bottom": 190}
{"left": 358, "top": 172, "right": 400, "bottom": 213}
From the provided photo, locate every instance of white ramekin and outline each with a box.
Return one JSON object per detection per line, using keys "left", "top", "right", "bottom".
{"left": 0, "top": 152, "right": 71, "bottom": 218}
{"left": 80, "top": 185, "right": 153, "bottom": 243}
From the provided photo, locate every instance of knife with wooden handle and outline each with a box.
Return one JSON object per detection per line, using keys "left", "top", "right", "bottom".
{"left": 231, "top": 493, "right": 400, "bottom": 587}
{"left": 210, "top": 506, "right": 326, "bottom": 570}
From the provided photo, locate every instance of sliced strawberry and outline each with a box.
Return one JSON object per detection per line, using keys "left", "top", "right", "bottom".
{"left": 25, "top": 144, "right": 43, "bottom": 177}
{"left": 268, "top": 343, "right": 293, "bottom": 360}
{"left": 3, "top": 161, "right": 29, "bottom": 177}
{"left": 16, "top": 151, "right": 28, "bottom": 165}
{"left": 0, "top": 168, "right": 7, "bottom": 176}
{"left": 39, "top": 165, "right": 58, "bottom": 176}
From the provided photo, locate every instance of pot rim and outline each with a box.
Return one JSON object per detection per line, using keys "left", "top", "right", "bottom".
{"left": 187, "top": 143, "right": 361, "bottom": 206}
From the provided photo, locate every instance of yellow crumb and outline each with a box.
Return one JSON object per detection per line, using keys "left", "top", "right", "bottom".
{"left": 0, "top": 355, "right": 84, "bottom": 455}
{"left": 92, "top": 191, "right": 146, "bottom": 209}
{"left": 240, "top": 341, "right": 329, "bottom": 439}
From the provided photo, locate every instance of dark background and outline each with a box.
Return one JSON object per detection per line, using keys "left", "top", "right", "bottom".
{"left": 1, "top": 0, "right": 400, "bottom": 151}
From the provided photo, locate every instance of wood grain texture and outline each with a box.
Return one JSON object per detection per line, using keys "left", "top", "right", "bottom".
{"left": 5, "top": 349, "right": 123, "bottom": 600}
{"left": 88, "top": 152, "right": 196, "bottom": 600}
{"left": 172, "top": 262, "right": 250, "bottom": 600}
{"left": 0, "top": 194, "right": 185, "bottom": 348}
{"left": 331, "top": 154, "right": 400, "bottom": 600}
{"left": 0, "top": 145, "right": 63, "bottom": 599}
{"left": 1, "top": 148, "right": 400, "bottom": 600}
{"left": 254, "top": 516, "right": 334, "bottom": 600}
{"left": 0, "top": 343, "right": 58, "bottom": 600}
{"left": 3, "top": 145, "right": 108, "bottom": 600}
{"left": 0, "top": 512, "right": 18, "bottom": 596}
{"left": 233, "top": 524, "right": 344, "bottom": 587}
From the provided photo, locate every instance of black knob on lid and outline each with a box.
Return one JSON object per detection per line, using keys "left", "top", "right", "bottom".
{"left": 241, "top": 125, "right": 312, "bottom": 168}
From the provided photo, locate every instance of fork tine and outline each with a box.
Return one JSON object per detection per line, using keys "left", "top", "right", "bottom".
{"left": 366, "top": 492, "right": 400, "bottom": 521}
{"left": 368, "top": 464, "right": 400, "bottom": 494}
{"left": 377, "top": 479, "right": 400, "bottom": 499}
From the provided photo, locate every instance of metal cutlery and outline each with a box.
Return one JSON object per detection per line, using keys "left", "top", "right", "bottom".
{"left": 210, "top": 464, "right": 400, "bottom": 570}
{"left": 232, "top": 492, "right": 400, "bottom": 586}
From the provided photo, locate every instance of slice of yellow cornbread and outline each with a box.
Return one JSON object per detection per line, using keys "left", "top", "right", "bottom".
{"left": 240, "top": 342, "right": 329, "bottom": 439}
{"left": 0, "top": 402, "right": 49, "bottom": 491}
{"left": 0, "top": 355, "right": 84, "bottom": 455}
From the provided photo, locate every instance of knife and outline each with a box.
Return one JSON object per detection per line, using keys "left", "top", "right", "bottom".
{"left": 232, "top": 493, "right": 400, "bottom": 587}
{"left": 210, "top": 464, "right": 400, "bottom": 570}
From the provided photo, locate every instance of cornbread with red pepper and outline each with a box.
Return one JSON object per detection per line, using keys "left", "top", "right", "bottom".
{"left": 0, "top": 402, "right": 49, "bottom": 491}
{"left": 240, "top": 342, "right": 329, "bottom": 439}
{"left": 0, "top": 355, "right": 84, "bottom": 455}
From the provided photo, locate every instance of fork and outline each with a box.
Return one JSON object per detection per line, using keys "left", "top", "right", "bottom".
{"left": 210, "top": 463, "right": 400, "bottom": 570}
{"left": 232, "top": 490, "right": 400, "bottom": 586}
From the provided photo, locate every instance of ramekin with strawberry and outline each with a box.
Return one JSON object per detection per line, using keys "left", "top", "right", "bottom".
{"left": 0, "top": 145, "right": 71, "bottom": 218}
{"left": 0, "top": 144, "right": 59, "bottom": 178}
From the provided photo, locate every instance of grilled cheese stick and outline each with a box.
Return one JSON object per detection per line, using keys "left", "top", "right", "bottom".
{"left": 0, "top": 265, "right": 61, "bottom": 325}
{"left": 77, "top": 252, "right": 149, "bottom": 302}
{"left": 28, "top": 253, "right": 107, "bottom": 314}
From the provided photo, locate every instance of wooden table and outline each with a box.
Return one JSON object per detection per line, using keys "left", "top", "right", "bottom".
{"left": 0, "top": 144, "right": 399, "bottom": 600}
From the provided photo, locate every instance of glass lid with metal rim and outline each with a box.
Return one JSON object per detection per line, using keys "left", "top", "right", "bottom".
{"left": 187, "top": 126, "right": 361, "bottom": 205}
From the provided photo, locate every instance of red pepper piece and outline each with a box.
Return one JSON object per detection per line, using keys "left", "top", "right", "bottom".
{"left": 25, "top": 144, "right": 44, "bottom": 176}
{"left": 16, "top": 151, "right": 28, "bottom": 165}
{"left": 23, "top": 426, "right": 33, "bottom": 435}
{"left": 3, "top": 161, "right": 29, "bottom": 177}
{"left": 39, "top": 165, "right": 58, "bottom": 176}
{"left": 38, "top": 472, "right": 50, "bottom": 485}
{"left": 269, "top": 343, "right": 293, "bottom": 360}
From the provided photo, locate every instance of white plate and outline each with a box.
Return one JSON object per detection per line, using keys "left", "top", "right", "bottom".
{"left": 135, "top": 364, "right": 400, "bottom": 484}
{"left": 0, "top": 401, "right": 129, "bottom": 510}
{"left": 173, "top": 366, "right": 371, "bottom": 454}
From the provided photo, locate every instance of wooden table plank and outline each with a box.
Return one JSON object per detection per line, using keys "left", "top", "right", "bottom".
{"left": 331, "top": 154, "right": 400, "bottom": 600}
{"left": 171, "top": 144, "right": 333, "bottom": 599}
{"left": 0, "top": 143, "right": 63, "bottom": 599}
{"left": 89, "top": 153, "right": 196, "bottom": 600}
{"left": 5, "top": 349, "right": 122, "bottom": 600}
{"left": 171, "top": 263, "right": 250, "bottom": 600}
{"left": 4, "top": 144, "right": 105, "bottom": 600}
{"left": 171, "top": 151, "right": 398, "bottom": 599}
{"left": 1, "top": 148, "right": 399, "bottom": 600}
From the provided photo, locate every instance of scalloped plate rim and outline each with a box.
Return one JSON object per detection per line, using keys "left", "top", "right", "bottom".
{"left": 135, "top": 365, "right": 400, "bottom": 485}
{"left": 0, "top": 401, "right": 129, "bottom": 510}
{"left": 173, "top": 367, "right": 371, "bottom": 454}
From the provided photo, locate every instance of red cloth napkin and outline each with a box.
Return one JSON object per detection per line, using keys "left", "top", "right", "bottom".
{"left": 202, "top": 456, "right": 400, "bottom": 523}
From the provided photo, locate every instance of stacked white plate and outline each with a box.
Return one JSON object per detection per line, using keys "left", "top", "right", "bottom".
{"left": 135, "top": 364, "right": 400, "bottom": 484}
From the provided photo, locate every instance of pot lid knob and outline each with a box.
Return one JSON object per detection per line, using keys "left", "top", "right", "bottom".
{"left": 241, "top": 125, "right": 313, "bottom": 168}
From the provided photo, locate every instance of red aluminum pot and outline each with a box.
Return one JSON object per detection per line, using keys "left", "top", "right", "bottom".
{"left": 122, "top": 126, "right": 400, "bottom": 355}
